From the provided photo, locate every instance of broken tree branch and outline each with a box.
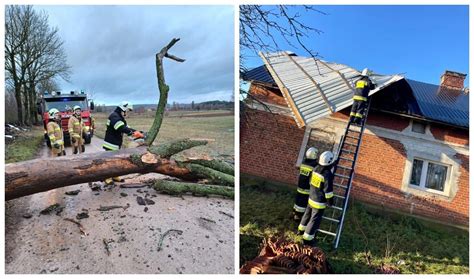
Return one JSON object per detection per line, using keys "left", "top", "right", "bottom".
{"left": 154, "top": 180, "right": 234, "bottom": 199}
{"left": 64, "top": 218, "right": 88, "bottom": 236}
{"left": 146, "top": 38, "right": 185, "bottom": 146}
{"left": 185, "top": 159, "right": 235, "bottom": 176}
{"left": 185, "top": 163, "right": 235, "bottom": 186}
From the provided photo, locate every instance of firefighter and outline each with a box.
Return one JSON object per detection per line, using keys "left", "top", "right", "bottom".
{"left": 68, "top": 105, "right": 85, "bottom": 154}
{"left": 350, "top": 68, "right": 376, "bottom": 125}
{"left": 293, "top": 147, "right": 319, "bottom": 220}
{"left": 46, "top": 108, "right": 66, "bottom": 157}
{"left": 297, "top": 151, "right": 335, "bottom": 246}
{"left": 102, "top": 101, "right": 144, "bottom": 185}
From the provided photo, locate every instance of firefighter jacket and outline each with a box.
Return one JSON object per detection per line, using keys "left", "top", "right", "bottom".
{"left": 102, "top": 107, "right": 135, "bottom": 150}
{"left": 47, "top": 120, "right": 64, "bottom": 153}
{"left": 353, "top": 76, "right": 375, "bottom": 102}
{"left": 68, "top": 114, "right": 83, "bottom": 140}
{"left": 308, "top": 165, "right": 334, "bottom": 209}
{"left": 297, "top": 158, "right": 319, "bottom": 195}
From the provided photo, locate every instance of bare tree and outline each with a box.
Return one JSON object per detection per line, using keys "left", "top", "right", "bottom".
{"left": 5, "top": 5, "right": 70, "bottom": 125}
{"left": 240, "top": 5, "right": 325, "bottom": 72}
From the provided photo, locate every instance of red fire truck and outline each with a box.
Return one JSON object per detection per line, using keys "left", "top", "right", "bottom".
{"left": 38, "top": 90, "right": 95, "bottom": 147}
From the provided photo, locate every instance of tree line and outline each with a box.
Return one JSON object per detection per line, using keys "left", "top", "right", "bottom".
{"left": 5, "top": 5, "right": 70, "bottom": 126}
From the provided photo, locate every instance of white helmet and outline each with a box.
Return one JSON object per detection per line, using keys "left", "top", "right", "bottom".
{"left": 305, "top": 147, "right": 318, "bottom": 160}
{"left": 48, "top": 108, "right": 60, "bottom": 117}
{"left": 361, "top": 68, "right": 370, "bottom": 77}
{"left": 319, "top": 151, "right": 334, "bottom": 166}
{"left": 119, "top": 101, "right": 133, "bottom": 112}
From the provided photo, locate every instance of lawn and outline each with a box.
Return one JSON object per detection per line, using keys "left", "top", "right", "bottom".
{"left": 92, "top": 110, "right": 234, "bottom": 159}
{"left": 240, "top": 180, "right": 469, "bottom": 274}
{"left": 5, "top": 126, "right": 44, "bottom": 163}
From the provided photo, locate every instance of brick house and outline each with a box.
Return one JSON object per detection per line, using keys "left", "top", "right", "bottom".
{"left": 241, "top": 53, "right": 469, "bottom": 226}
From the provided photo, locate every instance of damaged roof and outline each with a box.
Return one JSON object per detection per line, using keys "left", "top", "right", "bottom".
{"left": 255, "top": 52, "right": 404, "bottom": 127}
{"left": 243, "top": 52, "right": 469, "bottom": 129}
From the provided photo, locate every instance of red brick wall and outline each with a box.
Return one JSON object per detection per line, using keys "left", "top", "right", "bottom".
{"left": 352, "top": 134, "right": 469, "bottom": 225}
{"left": 241, "top": 106, "right": 469, "bottom": 225}
{"left": 241, "top": 108, "right": 304, "bottom": 185}
{"left": 430, "top": 123, "right": 469, "bottom": 146}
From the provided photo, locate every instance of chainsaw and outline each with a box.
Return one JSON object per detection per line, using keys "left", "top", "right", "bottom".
{"left": 129, "top": 130, "right": 148, "bottom": 145}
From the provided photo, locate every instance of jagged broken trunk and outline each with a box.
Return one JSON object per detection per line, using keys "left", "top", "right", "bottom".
{"left": 5, "top": 139, "right": 220, "bottom": 200}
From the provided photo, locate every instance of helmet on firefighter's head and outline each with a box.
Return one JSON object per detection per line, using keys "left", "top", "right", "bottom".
{"left": 73, "top": 105, "right": 82, "bottom": 111}
{"left": 319, "top": 151, "right": 334, "bottom": 166}
{"left": 49, "top": 108, "right": 61, "bottom": 120}
{"left": 119, "top": 101, "right": 133, "bottom": 112}
{"left": 49, "top": 108, "right": 59, "bottom": 117}
{"left": 73, "top": 105, "right": 82, "bottom": 115}
{"left": 305, "top": 147, "right": 318, "bottom": 160}
{"left": 361, "top": 68, "right": 370, "bottom": 77}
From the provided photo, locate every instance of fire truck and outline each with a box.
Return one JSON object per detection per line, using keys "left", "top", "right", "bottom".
{"left": 38, "top": 90, "right": 95, "bottom": 147}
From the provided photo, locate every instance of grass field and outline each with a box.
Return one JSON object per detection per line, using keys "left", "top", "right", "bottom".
{"left": 240, "top": 181, "right": 469, "bottom": 274}
{"left": 5, "top": 126, "right": 44, "bottom": 163}
{"left": 92, "top": 110, "right": 234, "bottom": 159}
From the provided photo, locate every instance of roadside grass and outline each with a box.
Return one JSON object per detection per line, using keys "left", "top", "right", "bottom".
{"left": 5, "top": 126, "right": 44, "bottom": 163}
{"left": 240, "top": 182, "right": 469, "bottom": 274}
{"left": 92, "top": 111, "right": 234, "bottom": 158}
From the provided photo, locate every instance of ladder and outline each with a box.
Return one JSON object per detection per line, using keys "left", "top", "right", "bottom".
{"left": 317, "top": 98, "right": 372, "bottom": 249}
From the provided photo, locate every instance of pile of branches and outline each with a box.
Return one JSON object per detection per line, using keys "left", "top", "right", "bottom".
{"left": 240, "top": 238, "right": 333, "bottom": 274}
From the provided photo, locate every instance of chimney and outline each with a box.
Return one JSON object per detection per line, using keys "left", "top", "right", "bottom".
{"left": 440, "top": 70, "right": 466, "bottom": 90}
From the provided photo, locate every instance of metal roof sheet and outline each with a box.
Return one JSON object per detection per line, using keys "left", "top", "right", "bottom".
{"left": 260, "top": 52, "right": 404, "bottom": 127}
{"left": 241, "top": 65, "right": 276, "bottom": 85}
{"left": 406, "top": 79, "right": 469, "bottom": 127}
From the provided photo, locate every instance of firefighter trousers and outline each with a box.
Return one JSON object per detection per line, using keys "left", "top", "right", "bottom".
{"left": 294, "top": 191, "right": 309, "bottom": 217}
{"left": 350, "top": 100, "right": 367, "bottom": 123}
{"left": 298, "top": 206, "right": 325, "bottom": 241}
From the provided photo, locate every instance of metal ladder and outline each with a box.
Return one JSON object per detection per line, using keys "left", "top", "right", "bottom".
{"left": 317, "top": 98, "right": 372, "bottom": 249}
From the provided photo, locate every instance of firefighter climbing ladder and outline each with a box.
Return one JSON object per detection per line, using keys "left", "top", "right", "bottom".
{"left": 317, "top": 98, "right": 372, "bottom": 249}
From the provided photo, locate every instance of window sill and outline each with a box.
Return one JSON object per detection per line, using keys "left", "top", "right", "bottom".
{"left": 407, "top": 184, "right": 450, "bottom": 198}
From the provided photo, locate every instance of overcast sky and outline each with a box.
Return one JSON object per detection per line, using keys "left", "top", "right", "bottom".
{"left": 39, "top": 5, "right": 234, "bottom": 105}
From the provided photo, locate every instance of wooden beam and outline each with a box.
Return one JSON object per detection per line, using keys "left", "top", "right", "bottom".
{"left": 283, "top": 52, "right": 335, "bottom": 113}
{"left": 316, "top": 59, "right": 355, "bottom": 94}
{"left": 258, "top": 52, "right": 306, "bottom": 127}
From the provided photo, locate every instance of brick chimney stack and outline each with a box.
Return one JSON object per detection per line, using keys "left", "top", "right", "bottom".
{"left": 440, "top": 70, "right": 467, "bottom": 90}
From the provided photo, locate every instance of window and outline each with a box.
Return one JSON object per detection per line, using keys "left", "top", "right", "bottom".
{"left": 412, "top": 120, "right": 426, "bottom": 134}
{"left": 409, "top": 158, "right": 450, "bottom": 194}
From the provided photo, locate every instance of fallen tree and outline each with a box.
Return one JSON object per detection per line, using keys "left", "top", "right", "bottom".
{"left": 5, "top": 38, "right": 234, "bottom": 200}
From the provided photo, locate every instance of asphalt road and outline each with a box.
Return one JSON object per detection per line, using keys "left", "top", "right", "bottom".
{"left": 5, "top": 137, "right": 234, "bottom": 274}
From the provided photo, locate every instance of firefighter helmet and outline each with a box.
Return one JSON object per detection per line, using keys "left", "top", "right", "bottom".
{"left": 73, "top": 105, "right": 81, "bottom": 111}
{"left": 319, "top": 151, "right": 334, "bottom": 166}
{"left": 305, "top": 147, "right": 318, "bottom": 160}
{"left": 361, "top": 68, "right": 370, "bottom": 77}
{"left": 119, "top": 101, "right": 133, "bottom": 112}
{"left": 48, "top": 108, "right": 60, "bottom": 117}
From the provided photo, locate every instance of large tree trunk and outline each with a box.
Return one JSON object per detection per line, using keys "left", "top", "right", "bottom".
{"left": 5, "top": 139, "right": 212, "bottom": 200}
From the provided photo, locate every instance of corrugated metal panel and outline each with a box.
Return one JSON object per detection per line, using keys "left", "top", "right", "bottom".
{"left": 261, "top": 52, "right": 404, "bottom": 127}
{"left": 406, "top": 79, "right": 469, "bottom": 127}
{"left": 242, "top": 65, "right": 275, "bottom": 85}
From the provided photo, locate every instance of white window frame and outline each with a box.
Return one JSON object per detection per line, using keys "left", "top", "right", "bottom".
{"left": 408, "top": 157, "right": 451, "bottom": 196}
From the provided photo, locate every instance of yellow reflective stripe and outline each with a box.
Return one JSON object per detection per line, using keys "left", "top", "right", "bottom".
{"left": 299, "top": 164, "right": 313, "bottom": 176}
{"left": 325, "top": 192, "right": 334, "bottom": 199}
{"left": 303, "top": 232, "right": 315, "bottom": 241}
{"left": 356, "top": 80, "right": 367, "bottom": 88}
{"left": 68, "top": 129, "right": 74, "bottom": 133}
{"left": 308, "top": 198, "right": 326, "bottom": 209}
{"left": 353, "top": 95, "right": 367, "bottom": 101}
{"left": 102, "top": 142, "right": 119, "bottom": 150}
{"left": 294, "top": 204, "right": 306, "bottom": 213}
{"left": 355, "top": 113, "right": 363, "bottom": 118}
{"left": 106, "top": 119, "right": 110, "bottom": 126}
{"left": 114, "top": 121, "right": 125, "bottom": 130}
{"left": 83, "top": 126, "right": 90, "bottom": 131}
{"left": 310, "top": 172, "right": 325, "bottom": 188}
{"left": 297, "top": 187, "right": 310, "bottom": 195}
{"left": 73, "top": 122, "right": 80, "bottom": 126}
{"left": 55, "top": 127, "right": 61, "bottom": 131}
{"left": 55, "top": 140, "right": 64, "bottom": 145}
{"left": 298, "top": 224, "right": 306, "bottom": 231}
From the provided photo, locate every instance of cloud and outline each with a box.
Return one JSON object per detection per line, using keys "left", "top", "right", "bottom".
{"left": 38, "top": 5, "right": 234, "bottom": 105}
